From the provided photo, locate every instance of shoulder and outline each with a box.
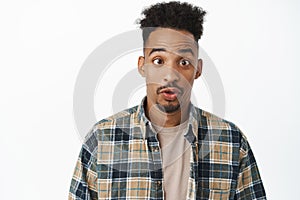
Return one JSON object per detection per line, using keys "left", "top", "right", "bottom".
{"left": 94, "top": 106, "right": 139, "bottom": 127}
{"left": 194, "top": 107, "right": 247, "bottom": 144}
{"left": 82, "top": 106, "right": 139, "bottom": 152}
{"left": 196, "top": 107, "right": 240, "bottom": 131}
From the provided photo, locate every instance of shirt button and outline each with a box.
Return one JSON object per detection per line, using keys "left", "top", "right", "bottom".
{"left": 157, "top": 181, "right": 162, "bottom": 186}
{"left": 152, "top": 146, "right": 159, "bottom": 152}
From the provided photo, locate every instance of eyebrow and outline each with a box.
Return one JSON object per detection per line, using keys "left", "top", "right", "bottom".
{"left": 178, "top": 48, "right": 194, "bottom": 56}
{"left": 148, "top": 48, "right": 194, "bottom": 56}
{"left": 148, "top": 48, "right": 166, "bottom": 56}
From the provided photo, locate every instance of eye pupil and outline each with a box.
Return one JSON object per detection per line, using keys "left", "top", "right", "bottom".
{"left": 154, "top": 58, "right": 163, "bottom": 65}
{"left": 181, "top": 60, "right": 189, "bottom": 66}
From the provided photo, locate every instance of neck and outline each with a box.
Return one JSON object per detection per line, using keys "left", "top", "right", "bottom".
{"left": 145, "top": 101, "right": 190, "bottom": 128}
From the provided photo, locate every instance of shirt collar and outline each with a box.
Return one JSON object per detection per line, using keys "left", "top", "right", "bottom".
{"left": 135, "top": 96, "right": 199, "bottom": 144}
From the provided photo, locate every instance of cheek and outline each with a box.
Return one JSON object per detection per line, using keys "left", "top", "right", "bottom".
{"left": 146, "top": 83, "right": 159, "bottom": 101}
{"left": 181, "top": 70, "right": 196, "bottom": 85}
{"left": 145, "top": 66, "right": 196, "bottom": 86}
{"left": 145, "top": 67, "right": 164, "bottom": 84}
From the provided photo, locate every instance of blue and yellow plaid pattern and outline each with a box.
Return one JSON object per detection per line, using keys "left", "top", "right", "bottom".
{"left": 69, "top": 98, "right": 266, "bottom": 199}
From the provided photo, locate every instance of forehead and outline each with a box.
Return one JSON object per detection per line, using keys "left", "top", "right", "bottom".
{"left": 144, "top": 28, "right": 198, "bottom": 55}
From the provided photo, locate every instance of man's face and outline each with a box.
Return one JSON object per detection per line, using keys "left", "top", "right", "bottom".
{"left": 138, "top": 28, "right": 202, "bottom": 114}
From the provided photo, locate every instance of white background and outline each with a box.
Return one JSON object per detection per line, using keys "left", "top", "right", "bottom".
{"left": 1, "top": 0, "right": 299, "bottom": 199}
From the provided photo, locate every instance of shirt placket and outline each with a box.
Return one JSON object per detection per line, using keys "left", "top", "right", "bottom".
{"left": 184, "top": 124, "right": 199, "bottom": 200}
{"left": 146, "top": 123, "right": 164, "bottom": 199}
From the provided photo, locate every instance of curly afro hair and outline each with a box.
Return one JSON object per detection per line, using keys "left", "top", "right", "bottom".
{"left": 138, "top": 1, "right": 206, "bottom": 43}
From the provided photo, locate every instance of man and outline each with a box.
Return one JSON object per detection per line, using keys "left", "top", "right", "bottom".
{"left": 69, "top": 1, "right": 266, "bottom": 199}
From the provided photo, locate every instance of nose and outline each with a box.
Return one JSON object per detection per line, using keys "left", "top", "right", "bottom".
{"left": 162, "top": 65, "right": 179, "bottom": 83}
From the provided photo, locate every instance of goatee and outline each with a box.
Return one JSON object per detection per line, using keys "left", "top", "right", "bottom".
{"left": 157, "top": 103, "right": 180, "bottom": 113}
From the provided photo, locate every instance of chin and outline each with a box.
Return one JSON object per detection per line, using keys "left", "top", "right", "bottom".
{"left": 157, "top": 103, "right": 181, "bottom": 113}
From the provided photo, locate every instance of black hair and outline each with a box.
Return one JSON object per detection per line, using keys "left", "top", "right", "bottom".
{"left": 138, "top": 1, "right": 206, "bottom": 43}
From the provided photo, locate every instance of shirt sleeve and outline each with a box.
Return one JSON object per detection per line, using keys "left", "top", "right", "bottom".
{"left": 235, "top": 135, "right": 267, "bottom": 199}
{"left": 68, "top": 145, "right": 98, "bottom": 200}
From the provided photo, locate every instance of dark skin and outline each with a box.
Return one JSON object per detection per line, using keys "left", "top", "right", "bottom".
{"left": 138, "top": 28, "right": 202, "bottom": 127}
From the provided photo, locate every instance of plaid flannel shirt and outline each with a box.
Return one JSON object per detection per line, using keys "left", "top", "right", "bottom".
{"left": 69, "top": 98, "right": 266, "bottom": 199}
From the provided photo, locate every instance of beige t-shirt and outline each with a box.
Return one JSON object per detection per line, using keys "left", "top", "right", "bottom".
{"left": 152, "top": 120, "right": 191, "bottom": 200}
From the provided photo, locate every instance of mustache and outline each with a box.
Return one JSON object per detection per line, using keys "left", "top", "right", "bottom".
{"left": 156, "top": 83, "right": 184, "bottom": 94}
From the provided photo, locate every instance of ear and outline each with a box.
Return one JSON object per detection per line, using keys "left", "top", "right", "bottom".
{"left": 194, "top": 59, "right": 203, "bottom": 79}
{"left": 138, "top": 56, "right": 145, "bottom": 77}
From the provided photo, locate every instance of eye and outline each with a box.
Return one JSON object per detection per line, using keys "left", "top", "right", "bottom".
{"left": 153, "top": 58, "right": 164, "bottom": 65}
{"left": 179, "top": 59, "right": 190, "bottom": 67}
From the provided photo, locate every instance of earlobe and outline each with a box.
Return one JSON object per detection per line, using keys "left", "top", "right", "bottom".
{"left": 195, "top": 59, "right": 203, "bottom": 79}
{"left": 138, "top": 56, "right": 145, "bottom": 77}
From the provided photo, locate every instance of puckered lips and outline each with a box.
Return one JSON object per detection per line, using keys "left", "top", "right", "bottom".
{"left": 158, "top": 87, "right": 181, "bottom": 101}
